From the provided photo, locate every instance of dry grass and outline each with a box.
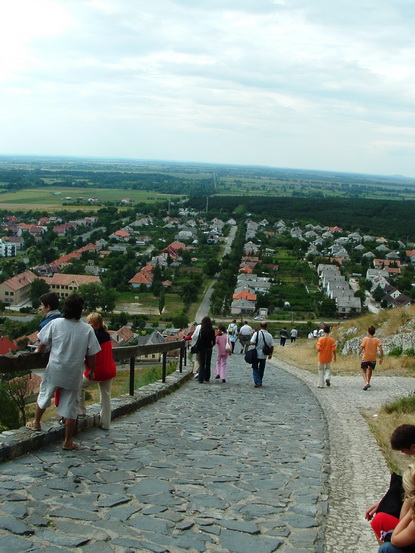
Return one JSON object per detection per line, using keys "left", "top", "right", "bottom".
{"left": 272, "top": 306, "right": 415, "bottom": 472}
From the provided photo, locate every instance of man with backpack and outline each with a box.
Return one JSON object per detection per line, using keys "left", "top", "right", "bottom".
{"left": 227, "top": 319, "right": 238, "bottom": 353}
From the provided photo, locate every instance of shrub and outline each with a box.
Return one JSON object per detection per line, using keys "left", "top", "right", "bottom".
{"left": 388, "top": 346, "right": 403, "bottom": 357}
{"left": 404, "top": 348, "right": 415, "bottom": 357}
{"left": 382, "top": 395, "right": 415, "bottom": 414}
{"left": 0, "top": 383, "right": 21, "bottom": 430}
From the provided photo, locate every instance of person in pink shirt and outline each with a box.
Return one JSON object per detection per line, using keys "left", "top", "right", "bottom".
{"left": 214, "top": 326, "right": 231, "bottom": 383}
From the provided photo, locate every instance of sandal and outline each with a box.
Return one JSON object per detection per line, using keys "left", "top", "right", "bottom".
{"left": 62, "top": 441, "right": 78, "bottom": 451}
{"left": 26, "top": 420, "right": 41, "bottom": 432}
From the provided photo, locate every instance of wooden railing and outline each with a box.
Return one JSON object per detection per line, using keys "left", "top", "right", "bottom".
{"left": 0, "top": 341, "right": 188, "bottom": 396}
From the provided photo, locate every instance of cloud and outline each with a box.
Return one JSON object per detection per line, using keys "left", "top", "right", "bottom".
{"left": 0, "top": 0, "right": 415, "bottom": 175}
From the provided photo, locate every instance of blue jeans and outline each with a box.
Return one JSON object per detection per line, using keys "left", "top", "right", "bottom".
{"left": 198, "top": 348, "right": 212, "bottom": 382}
{"left": 379, "top": 543, "right": 415, "bottom": 552}
{"left": 252, "top": 358, "right": 266, "bottom": 385}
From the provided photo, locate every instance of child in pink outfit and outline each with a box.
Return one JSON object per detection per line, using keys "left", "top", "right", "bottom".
{"left": 215, "top": 326, "right": 231, "bottom": 383}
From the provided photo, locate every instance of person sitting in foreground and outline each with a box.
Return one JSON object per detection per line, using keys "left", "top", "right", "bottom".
{"left": 378, "top": 463, "right": 415, "bottom": 552}
{"left": 366, "top": 425, "right": 415, "bottom": 546}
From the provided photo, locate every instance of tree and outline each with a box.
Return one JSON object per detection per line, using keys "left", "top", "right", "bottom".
{"left": 100, "top": 289, "right": 117, "bottom": 312}
{"left": 30, "top": 279, "right": 50, "bottom": 308}
{"left": 3, "top": 372, "right": 42, "bottom": 426}
{"left": 158, "top": 288, "right": 165, "bottom": 315}
{"left": 172, "top": 311, "right": 189, "bottom": 329}
{"left": 203, "top": 259, "right": 220, "bottom": 277}
{"left": 372, "top": 285, "right": 385, "bottom": 302}
{"left": 78, "top": 283, "right": 102, "bottom": 312}
{"left": 0, "top": 383, "right": 20, "bottom": 430}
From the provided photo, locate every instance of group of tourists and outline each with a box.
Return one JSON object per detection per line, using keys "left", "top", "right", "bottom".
{"left": 26, "top": 292, "right": 116, "bottom": 451}
{"left": 190, "top": 317, "right": 274, "bottom": 387}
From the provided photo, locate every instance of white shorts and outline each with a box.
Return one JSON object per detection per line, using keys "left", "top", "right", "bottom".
{"left": 37, "top": 375, "right": 80, "bottom": 420}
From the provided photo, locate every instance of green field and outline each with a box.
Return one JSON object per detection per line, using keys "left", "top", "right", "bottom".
{"left": 0, "top": 187, "right": 181, "bottom": 211}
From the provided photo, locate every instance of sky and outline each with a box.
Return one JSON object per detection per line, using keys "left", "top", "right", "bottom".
{"left": 1, "top": 0, "right": 415, "bottom": 177}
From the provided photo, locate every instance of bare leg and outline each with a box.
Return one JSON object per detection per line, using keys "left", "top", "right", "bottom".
{"left": 366, "top": 367, "right": 373, "bottom": 386}
{"left": 34, "top": 404, "right": 45, "bottom": 426}
{"left": 361, "top": 368, "right": 368, "bottom": 386}
{"left": 63, "top": 418, "right": 77, "bottom": 448}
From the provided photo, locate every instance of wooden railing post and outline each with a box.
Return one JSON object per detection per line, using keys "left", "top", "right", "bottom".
{"left": 129, "top": 356, "right": 135, "bottom": 396}
{"left": 161, "top": 352, "right": 167, "bottom": 383}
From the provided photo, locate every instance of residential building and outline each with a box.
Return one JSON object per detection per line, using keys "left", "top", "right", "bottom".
{"left": 0, "top": 270, "right": 37, "bottom": 305}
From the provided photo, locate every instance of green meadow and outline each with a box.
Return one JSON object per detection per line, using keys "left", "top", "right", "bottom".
{"left": 0, "top": 187, "right": 180, "bottom": 211}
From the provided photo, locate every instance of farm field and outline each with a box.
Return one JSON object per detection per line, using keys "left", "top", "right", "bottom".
{"left": 0, "top": 187, "right": 179, "bottom": 211}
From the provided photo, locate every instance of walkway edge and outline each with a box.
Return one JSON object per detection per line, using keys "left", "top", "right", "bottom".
{"left": 0, "top": 368, "right": 194, "bottom": 463}
{"left": 273, "top": 357, "right": 390, "bottom": 553}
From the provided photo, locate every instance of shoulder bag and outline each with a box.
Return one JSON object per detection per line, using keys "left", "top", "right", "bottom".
{"left": 262, "top": 331, "right": 272, "bottom": 355}
{"left": 244, "top": 332, "right": 259, "bottom": 364}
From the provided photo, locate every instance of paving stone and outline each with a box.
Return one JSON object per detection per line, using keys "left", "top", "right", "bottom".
{"left": 54, "top": 520, "right": 110, "bottom": 540}
{"left": 220, "top": 529, "right": 283, "bottom": 553}
{"left": 0, "top": 535, "right": 33, "bottom": 553}
{"left": 0, "top": 515, "right": 34, "bottom": 535}
{"left": 36, "top": 528, "right": 90, "bottom": 547}
{"left": 79, "top": 542, "right": 114, "bottom": 553}
{"left": 216, "top": 519, "right": 260, "bottom": 534}
{"left": 1, "top": 501, "right": 27, "bottom": 517}
{"left": 49, "top": 506, "right": 101, "bottom": 521}
{"left": 126, "top": 514, "right": 175, "bottom": 534}
{"left": 97, "top": 494, "right": 131, "bottom": 508}
{"left": 128, "top": 478, "right": 173, "bottom": 496}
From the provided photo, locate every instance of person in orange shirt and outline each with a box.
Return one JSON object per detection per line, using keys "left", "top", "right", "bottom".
{"left": 316, "top": 325, "right": 336, "bottom": 388}
{"left": 359, "top": 325, "right": 383, "bottom": 391}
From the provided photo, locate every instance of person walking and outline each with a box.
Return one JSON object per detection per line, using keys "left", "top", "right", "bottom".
{"left": 26, "top": 294, "right": 101, "bottom": 450}
{"left": 78, "top": 312, "right": 116, "bottom": 430}
{"left": 239, "top": 321, "right": 253, "bottom": 354}
{"left": 250, "top": 322, "right": 274, "bottom": 388}
{"left": 227, "top": 319, "right": 238, "bottom": 353}
{"left": 290, "top": 328, "right": 298, "bottom": 343}
{"left": 359, "top": 325, "right": 383, "bottom": 391}
{"left": 197, "top": 316, "right": 216, "bottom": 384}
{"left": 214, "top": 326, "right": 231, "bottom": 383}
{"left": 279, "top": 327, "right": 288, "bottom": 346}
{"left": 316, "top": 325, "right": 336, "bottom": 388}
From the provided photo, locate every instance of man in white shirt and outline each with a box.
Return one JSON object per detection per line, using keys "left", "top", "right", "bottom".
{"left": 239, "top": 321, "right": 253, "bottom": 354}
{"left": 250, "top": 322, "right": 274, "bottom": 387}
{"left": 26, "top": 294, "right": 101, "bottom": 451}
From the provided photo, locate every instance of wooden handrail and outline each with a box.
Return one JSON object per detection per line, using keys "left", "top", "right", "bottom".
{"left": 0, "top": 340, "right": 189, "bottom": 395}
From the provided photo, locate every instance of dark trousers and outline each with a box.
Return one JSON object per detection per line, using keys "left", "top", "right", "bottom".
{"left": 198, "top": 348, "right": 213, "bottom": 382}
{"left": 252, "top": 358, "right": 266, "bottom": 385}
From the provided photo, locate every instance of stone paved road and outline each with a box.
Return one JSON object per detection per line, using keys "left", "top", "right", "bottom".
{"left": 279, "top": 357, "right": 415, "bottom": 553}
{"left": 0, "top": 352, "right": 329, "bottom": 553}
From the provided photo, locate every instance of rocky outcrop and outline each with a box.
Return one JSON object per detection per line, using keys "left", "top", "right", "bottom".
{"left": 342, "top": 331, "right": 415, "bottom": 355}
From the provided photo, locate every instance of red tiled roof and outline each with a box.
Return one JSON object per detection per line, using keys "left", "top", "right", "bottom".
{"left": 1, "top": 270, "right": 37, "bottom": 291}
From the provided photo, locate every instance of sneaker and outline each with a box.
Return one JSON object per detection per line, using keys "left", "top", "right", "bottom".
{"left": 325, "top": 379, "right": 331, "bottom": 387}
{"left": 215, "top": 375, "right": 220, "bottom": 379}
{"left": 363, "top": 384, "right": 369, "bottom": 391}
{"left": 194, "top": 374, "right": 199, "bottom": 380}
{"left": 222, "top": 379, "right": 226, "bottom": 383}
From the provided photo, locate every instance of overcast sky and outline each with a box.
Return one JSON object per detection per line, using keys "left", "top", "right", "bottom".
{"left": 1, "top": 0, "right": 415, "bottom": 176}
